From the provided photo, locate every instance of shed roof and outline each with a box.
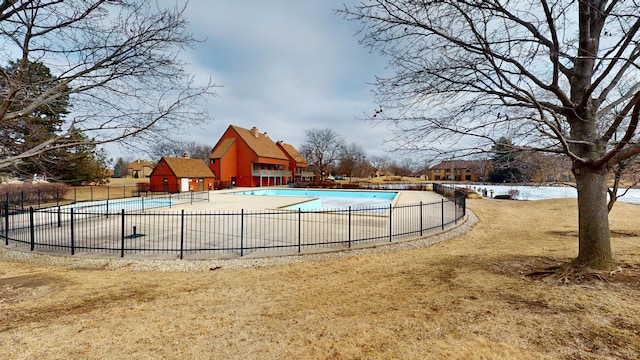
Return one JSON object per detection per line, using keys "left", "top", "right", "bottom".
{"left": 161, "top": 157, "right": 215, "bottom": 178}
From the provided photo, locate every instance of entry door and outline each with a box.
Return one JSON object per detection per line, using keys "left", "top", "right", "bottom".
{"left": 180, "top": 178, "right": 189, "bottom": 192}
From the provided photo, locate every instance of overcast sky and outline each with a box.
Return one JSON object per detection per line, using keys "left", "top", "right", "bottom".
{"left": 144, "top": 0, "right": 396, "bottom": 160}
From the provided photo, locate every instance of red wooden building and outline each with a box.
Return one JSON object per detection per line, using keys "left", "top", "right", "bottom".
{"left": 209, "top": 125, "right": 301, "bottom": 188}
{"left": 149, "top": 156, "right": 215, "bottom": 193}
{"left": 276, "top": 141, "right": 314, "bottom": 182}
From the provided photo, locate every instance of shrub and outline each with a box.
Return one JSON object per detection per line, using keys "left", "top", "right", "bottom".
{"left": 494, "top": 194, "right": 512, "bottom": 200}
{"left": 508, "top": 189, "right": 520, "bottom": 199}
{"left": 340, "top": 183, "right": 361, "bottom": 189}
{"left": 137, "top": 182, "right": 150, "bottom": 192}
{"left": 0, "top": 182, "right": 69, "bottom": 205}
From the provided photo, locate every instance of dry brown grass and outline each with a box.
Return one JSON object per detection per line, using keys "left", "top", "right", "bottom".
{"left": 1, "top": 198, "right": 640, "bottom": 359}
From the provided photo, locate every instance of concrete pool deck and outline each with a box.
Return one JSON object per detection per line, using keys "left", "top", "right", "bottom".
{"left": 164, "top": 188, "right": 446, "bottom": 212}
{"left": 3, "top": 188, "right": 464, "bottom": 260}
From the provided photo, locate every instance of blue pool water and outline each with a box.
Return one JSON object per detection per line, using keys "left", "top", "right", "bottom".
{"left": 70, "top": 198, "right": 175, "bottom": 212}
{"left": 232, "top": 189, "right": 397, "bottom": 210}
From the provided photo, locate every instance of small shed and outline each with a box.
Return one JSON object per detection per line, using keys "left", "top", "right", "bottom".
{"left": 149, "top": 157, "right": 215, "bottom": 193}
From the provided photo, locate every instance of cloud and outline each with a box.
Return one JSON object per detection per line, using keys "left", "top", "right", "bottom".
{"left": 148, "top": 0, "right": 395, "bottom": 160}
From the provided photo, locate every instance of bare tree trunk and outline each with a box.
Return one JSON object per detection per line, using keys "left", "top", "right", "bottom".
{"left": 573, "top": 163, "right": 615, "bottom": 270}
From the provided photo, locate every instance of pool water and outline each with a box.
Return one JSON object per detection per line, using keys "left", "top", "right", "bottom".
{"left": 71, "top": 198, "right": 175, "bottom": 212}
{"left": 232, "top": 189, "right": 397, "bottom": 210}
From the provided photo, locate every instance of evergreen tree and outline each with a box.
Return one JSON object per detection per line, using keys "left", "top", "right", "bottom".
{"left": 113, "top": 158, "right": 128, "bottom": 178}
{"left": 2, "top": 60, "right": 108, "bottom": 184}
{"left": 488, "top": 138, "right": 523, "bottom": 183}
{"left": 43, "top": 132, "right": 110, "bottom": 185}
{"left": 1, "top": 60, "right": 69, "bottom": 170}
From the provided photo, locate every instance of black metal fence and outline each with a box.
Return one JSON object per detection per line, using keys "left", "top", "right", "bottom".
{"left": 1, "top": 184, "right": 146, "bottom": 210}
{"left": 1, "top": 185, "right": 466, "bottom": 259}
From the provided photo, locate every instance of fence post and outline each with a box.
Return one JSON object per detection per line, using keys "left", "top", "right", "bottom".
{"left": 297, "top": 208, "right": 301, "bottom": 253}
{"left": 57, "top": 206, "right": 62, "bottom": 227}
{"left": 29, "top": 207, "right": 35, "bottom": 251}
{"left": 120, "top": 209, "right": 125, "bottom": 258}
{"left": 74, "top": 187, "right": 77, "bottom": 204}
{"left": 90, "top": 187, "right": 94, "bottom": 202}
{"left": 4, "top": 200, "right": 9, "bottom": 246}
{"left": 441, "top": 198, "right": 445, "bottom": 230}
{"left": 348, "top": 206, "right": 352, "bottom": 248}
{"left": 190, "top": 191, "right": 193, "bottom": 205}
{"left": 455, "top": 195, "right": 458, "bottom": 224}
{"left": 240, "top": 209, "right": 244, "bottom": 257}
{"left": 70, "top": 208, "right": 75, "bottom": 255}
{"left": 180, "top": 210, "right": 185, "bottom": 260}
{"left": 388, "top": 204, "right": 392, "bottom": 243}
{"left": 420, "top": 201, "right": 423, "bottom": 237}
{"left": 21, "top": 191, "right": 24, "bottom": 210}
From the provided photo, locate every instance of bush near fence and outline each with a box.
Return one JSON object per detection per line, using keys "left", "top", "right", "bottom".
{"left": 0, "top": 182, "right": 68, "bottom": 206}
{"left": 1, "top": 183, "right": 148, "bottom": 209}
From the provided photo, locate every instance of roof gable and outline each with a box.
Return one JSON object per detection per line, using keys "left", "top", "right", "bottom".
{"left": 160, "top": 157, "right": 215, "bottom": 178}
{"left": 230, "top": 125, "right": 288, "bottom": 160}
{"left": 210, "top": 138, "right": 236, "bottom": 159}
{"left": 277, "top": 142, "right": 307, "bottom": 165}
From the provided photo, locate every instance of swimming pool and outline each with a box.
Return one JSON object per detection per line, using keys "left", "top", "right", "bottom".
{"left": 69, "top": 198, "right": 175, "bottom": 213}
{"left": 232, "top": 189, "right": 398, "bottom": 210}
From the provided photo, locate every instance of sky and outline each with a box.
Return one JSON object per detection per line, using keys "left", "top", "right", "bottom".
{"left": 143, "top": 0, "right": 396, "bottom": 161}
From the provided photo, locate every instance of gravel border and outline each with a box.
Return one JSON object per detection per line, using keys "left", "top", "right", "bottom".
{"left": 0, "top": 210, "right": 478, "bottom": 272}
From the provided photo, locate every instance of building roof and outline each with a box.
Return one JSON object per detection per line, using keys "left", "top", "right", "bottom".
{"left": 161, "top": 157, "right": 215, "bottom": 178}
{"left": 277, "top": 142, "right": 307, "bottom": 165}
{"left": 229, "top": 125, "right": 288, "bottom": 160}
{"left": 127, "top": 159, "right": 155, "bottom": 171}
{"left": 210, "top": 138, "right": 236, "bottom": 159}
{"left": 430, "top": 160, "right": 485, "bottom": 171}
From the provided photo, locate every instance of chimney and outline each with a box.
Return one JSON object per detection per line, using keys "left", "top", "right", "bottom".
{"left": 250, "top": 127, "right": 259, "bottom": 139}
{"left": 182, "top": 153, "right": 189, "bottom": 159}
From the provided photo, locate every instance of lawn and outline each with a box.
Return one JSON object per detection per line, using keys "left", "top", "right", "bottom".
{"left": 1, "top": 198, "right": 639, "bottom": 359}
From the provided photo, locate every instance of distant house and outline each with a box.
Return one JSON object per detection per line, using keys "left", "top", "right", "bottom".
{"left": 428, "top": 160, "right": 488, "bottom": 181}
{"left": 209, "top": 125, "right": 303, "bottom": 188}
{"left": 126, "top": 159, "right": 155, "bottom": 178}
{"left": 276, "top": 141, "right": 314, "bottom": 182}
{"left": 149, "top": 156, "right": 215, "bottom": 193}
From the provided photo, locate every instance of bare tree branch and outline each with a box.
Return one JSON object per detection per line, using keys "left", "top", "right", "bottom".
{"left": 0, "top": 0, "right": 217, "bottom": 171}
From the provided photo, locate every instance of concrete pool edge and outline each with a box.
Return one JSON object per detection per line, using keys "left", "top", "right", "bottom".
{"left": 0, "top": 210, "right": 476, "bottom": 271}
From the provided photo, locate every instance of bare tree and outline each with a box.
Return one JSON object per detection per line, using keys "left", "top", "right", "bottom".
{"left": 299, "top": 128, "right": 345, "bottom": 180}
{"left": 0, "top": 0, "right": 216, "bottom": 170}
{"left": 147, "top": 140, "right": 210, "bottom": 163}
{"left": 389, "top": 158, "right": 415, "bottom": 177}
{"left": 183, "top": 141, "right": 211, "bottom": 163}
{"left": 369, "top": 155, "right": 391, "bottom": 177}
{"left": 336, "top": 142, "right": 368, "bottom": 181}
{"left": 342, "top": 1, "right": 640, "bottom": 271}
